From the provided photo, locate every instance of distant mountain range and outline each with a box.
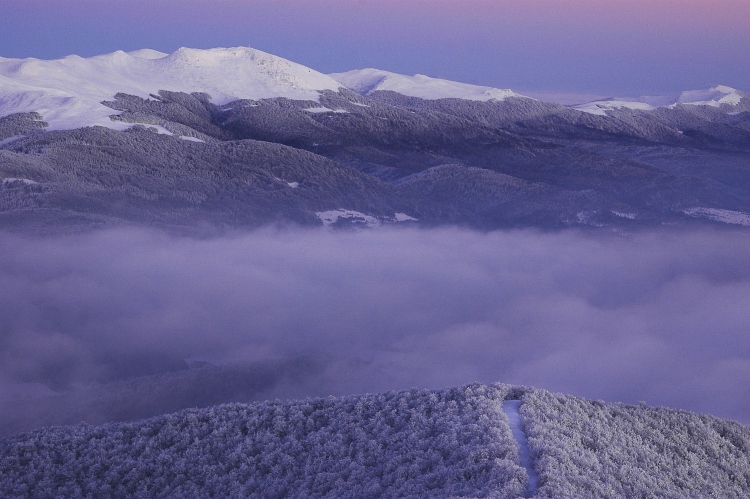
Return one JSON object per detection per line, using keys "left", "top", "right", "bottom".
{"left": 1, "top": 46, "right": 750, "bottom": 232}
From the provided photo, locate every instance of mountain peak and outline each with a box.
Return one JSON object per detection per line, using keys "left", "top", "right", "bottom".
{"left": 127, "top": 49, "right": 169, "bottom": 60}
{"left": 677, "top": 85, "right": 744, "bottom": 107}
{"left": 0, "top": 46, "right": 342, "bottom": 130}
{"left": 330, "top": 68, "right": 525, "bottom": 102}
{"left": 574, "top": 85, "right": 748, "bottom": 115}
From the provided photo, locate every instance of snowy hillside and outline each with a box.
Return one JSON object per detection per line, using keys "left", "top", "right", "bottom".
{"left": 0, "top": 47, "right": 342, "bottom": 130}
{"left": 1, "top": 46, "right": 750, "bottom": 232}
{"left": 330, "top": 68, "right": 524, "bottom": 101}
{"left": 1, "top": 45, "right": 747, "bottom": 129}
{"left": 2, "top": 383, "right": 749, "bottom": 498}
{"left": 574, "top": 85, "right": 749, "bottom": 115}
{"left": 677, "top": 85, "right": 746, "bottom": 107}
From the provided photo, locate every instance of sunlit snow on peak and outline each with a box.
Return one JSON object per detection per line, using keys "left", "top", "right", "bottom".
{"left": 0, "top": 46, "right": 342, "bottom": 130}
{"left": 127, "top": 49, "right": 169, "bottom": 60}
{"left": 573, "top": 98, "right": 657, "bottom": 116}
{"left": 677, "top": 85, "right": 744, "bottom": 107}
{"left": 330, "top": 68, "right": 525, "bottom": 102}
{"left": 573, "top": 85, "right": 747, "bottom": 115}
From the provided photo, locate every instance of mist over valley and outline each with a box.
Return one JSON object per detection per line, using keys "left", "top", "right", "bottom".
{"left": 2, "top": 45, "right": 750, "bottom": 497}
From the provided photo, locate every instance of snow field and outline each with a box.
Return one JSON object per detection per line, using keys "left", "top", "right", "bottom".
{"left": 575, "top": 85, "right": 747, "bottom": 115}
{"left": 684, "top": 208, "right": 750, "bottom": 226}
{"left": 330, "top": 68, "right": 523, "bottom": 102}
{"left": 316, "top": 210, "right": 419, "bottom": 228}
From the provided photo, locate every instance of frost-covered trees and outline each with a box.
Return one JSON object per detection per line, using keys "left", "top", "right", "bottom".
{"left": 0, "top": 384, "right": 527, "bottom": 498}
{"left": 2, "top": 383, "right": 749, "bottom": 498}
{"left": 523, "top": 390, "right": 750, "bottom": 498}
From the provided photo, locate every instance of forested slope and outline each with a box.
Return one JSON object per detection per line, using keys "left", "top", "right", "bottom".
{"left": 2, "top": 383, "right": 749, "bottom": 498}
{"left": 3, "top": 86, "right": 750, "bottom": 232}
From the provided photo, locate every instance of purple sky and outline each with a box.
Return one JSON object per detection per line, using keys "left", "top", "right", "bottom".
{"left": 1, "top": 0, "right": 748, "bottom": 96}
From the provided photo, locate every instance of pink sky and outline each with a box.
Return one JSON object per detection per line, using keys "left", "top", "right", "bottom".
{"left": 1, "top": 0, "right": 748, "bottom": 95}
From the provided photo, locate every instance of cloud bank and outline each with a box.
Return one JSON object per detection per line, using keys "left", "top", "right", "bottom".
{"left": 1, "top": 226, "right": 749, "bottom": 435}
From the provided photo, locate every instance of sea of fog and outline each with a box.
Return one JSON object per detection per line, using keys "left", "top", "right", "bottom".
{"left": 1, "top": 226, "right": 749, "bottom": 436}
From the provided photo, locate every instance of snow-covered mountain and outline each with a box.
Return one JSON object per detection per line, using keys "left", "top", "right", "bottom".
{"left": 1, "top": 45, "right": 750, "bottom": 233}
{"left": 574, "top": 85, "right": 749, "bottom": 115}
{"left": 330, "top": 68, "right": 524, "bottom": 101}
{"left": 0, "top": 45, "right": 747, "bottom": 130}
{"left": 0, "top": 47, "right": 342, "bottom": 130}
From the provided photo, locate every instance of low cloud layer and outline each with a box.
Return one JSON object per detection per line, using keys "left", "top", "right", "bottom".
{"left": 1, "top": 226, "right": 750, "bottom": 435}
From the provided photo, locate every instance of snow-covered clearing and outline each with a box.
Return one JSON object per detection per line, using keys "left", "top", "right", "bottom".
{"left": 684, "top": 207, "right": 750, "bottom": 226}
{"left": 612, "top": 211, "right": 637, "bottom": 220}
{"left": 316, "top": 209, "right": 380, "bottom": 227}
{"left": 0, "top": 135, "right": 24, "bottom": 147}
{"left": 179, "top": 135, "right": 205, "bottom": 143}
{"left": 315, "top": 210, "right": 419, "bottom": 227}
{"left": 394, "top": 212, "right": 418, "bottom": 222}
{"left": 304, "top": 106, "right": 348, "bottom": 114}
{"left": 2, "top": 177, "right": 38, "bottom": 186}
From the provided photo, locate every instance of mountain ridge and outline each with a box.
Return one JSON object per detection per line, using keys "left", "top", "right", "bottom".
{"left": 1, "top": 46, "right": 747, "bottom": 131}
{"left": 1, "top": 46, "right": 750, "bottom": 232}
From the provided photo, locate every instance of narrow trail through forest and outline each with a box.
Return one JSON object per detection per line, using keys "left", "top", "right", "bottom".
{"left": 502, "top": 399, "right": 539, "bottom": 497}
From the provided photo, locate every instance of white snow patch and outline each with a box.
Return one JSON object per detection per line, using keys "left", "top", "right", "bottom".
{"left": 573, "top": 86, "right": 746, "bottom": 115}
{"left": 574, "top": 99, "right": 657, "bottom": 116}
{"left": 2, "top": 177, "right": 38, "bottom": 186}
{"left": 132, "top": 124, "right": 172, "bottom": 135}
{"left": 394, "top": 212, "right": 418, "bottom": 222}
{"left": 0, "top": 47, "right": 342, "bottom": 130}
{"left": 330, "top": 68, "right": 525, "bottom": 102}
{"left": 316, "top": 210, "right": 380, "bottom": 227}
{"left": 612, "top": 211, "right": 637, "bottom": 220}
{"left": 304, "top": 107, "right": 348, "bottom": 114}
{"left": 0, "top": 135, "right": 24, "bottom": 146}
{"left": 684, "top": 207, "right": 750, "bottom": 226}
{"left": 287, "top": 182, "right": 299, "bottom": 188}
{"left": 677, "top": 85, "right": 743, "bottom": 107}
{"left": 519, "top": 90, "right": 608, "bottom": 106}
{"left": 180, "top": 135, "right": 205, "bottom": 143}
{"left": 350, "top": 101, "right": 370, "bottom": 107}
{"left": 126, "top": 49, "right": 169, "bottom": 60}
{"left": 502, "top": 400, "right": 538, "bottom": 496}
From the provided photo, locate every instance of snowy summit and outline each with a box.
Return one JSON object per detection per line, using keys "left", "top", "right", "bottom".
{"left": 0, "top": 45, "right": 747, "bottom": 128}
{"left": 676, "top": 85, "right": 745, "bottom": 107}
{"left": 0, "top": 47, "right": 342, "bottom": 130}
{"left": 330, "top": 68, "right": 524, "bottom": 102}
{"left": 574, "top": 85, "right": 748, "bottom": 115}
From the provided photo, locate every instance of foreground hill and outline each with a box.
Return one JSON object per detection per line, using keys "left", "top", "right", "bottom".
{"left": 2, "top": 383, "right": 749, "bottom": 498}
{"left": 2, "top": 47, "right": 750, "bottom": 232}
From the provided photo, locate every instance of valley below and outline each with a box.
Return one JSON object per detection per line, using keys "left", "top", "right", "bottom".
{"left": 2, "top": 46, "right": 750, "bottom": 497}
